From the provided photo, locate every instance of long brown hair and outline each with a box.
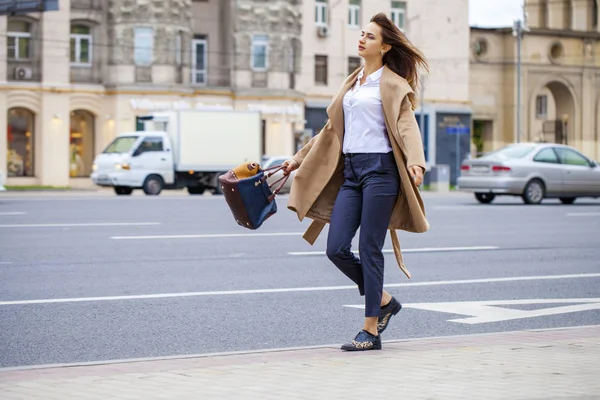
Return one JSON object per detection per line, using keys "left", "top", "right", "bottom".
{"left": 371, "top": 12, "right": 428, "bottom": 109}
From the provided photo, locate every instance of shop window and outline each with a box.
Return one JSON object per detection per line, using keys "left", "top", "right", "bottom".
{"left": 7, "top": 108, "right": 35, "bottom": 177}
{"left": 315, "top": 0, "right": 327, "bottom": 27}
{"left": 391, "top": 1, "right": 406, "bottom": 32}
{"left": 348, "top": 56, "right": 361, "bottom": 75}
{"left": 7, "top": 20, "right": 32, "bottom": 60}
{"left": 348, "top": 0, "right": 360, "bottom": 28}
{"left": 134, "top": 27, "right": 154, "bottom": 66}
{"left": 69, "top": 110, "right": 95, "bottom": 177}
{"left": 70, "top": 25, "right": 92, "bottom": 66}
{"left": 251, "top": 34, "right": 269, "bottom": 71}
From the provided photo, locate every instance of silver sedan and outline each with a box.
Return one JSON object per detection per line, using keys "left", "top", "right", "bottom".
{"left": 457, "top": 143, "right": 600, "bottom": 204}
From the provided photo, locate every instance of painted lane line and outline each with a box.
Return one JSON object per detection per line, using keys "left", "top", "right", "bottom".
{"left": 1, "top": 273, "right": 599, "bottom": 306}
{"left": 566, "top": 212, "right": 600, "bottom": 217}
{"left": 344, "top": 299, "right": 600, "bottom": 324}
{"left": 0, "top": 212, "right": 27, "bottom": 216}
{"left": 288, "top": 246, "right": 499, "bottom": 256}
{"left": 111, "top": 232, "right": 306, "bottom": 240}
{"left": 0, "top": 222, "right": 161, "bottom": 228}
{"left": 0, "top": 262, "right": 13, "bottom": 265}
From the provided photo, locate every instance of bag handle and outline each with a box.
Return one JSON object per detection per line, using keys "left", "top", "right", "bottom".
{"left": 261, "top": 164, "right": 290, "bottom": 202}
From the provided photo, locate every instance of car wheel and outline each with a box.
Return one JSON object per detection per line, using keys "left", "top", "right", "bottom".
{"left": 114, "top": 186, "right": 133, "bottom": 196}
{"left": 559, "top": 197, "right": 576, "bottom": 205}
{"left": 522, "top": 179, "right": 545, "bottom": 205}
{"left": 143, "top": 175, "right": 164, "bottom": 196}
{"left": 475, "top": 193, "right": 495, "bottom": 204}
{"left": 187, "top": 185, "right": 205, "bottom": 195}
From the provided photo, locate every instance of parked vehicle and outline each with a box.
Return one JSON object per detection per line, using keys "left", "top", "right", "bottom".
{"left": 457, "top": 143, "right": 600, "bottom": 204}
{"left": 91, "top": 110, "right": 262, "bottom": 196}
{"left": 263, "top": 155, "right": 295, "bottom": 194}
{"left": 0, "top": 171, "right": 5, "bottom": 191}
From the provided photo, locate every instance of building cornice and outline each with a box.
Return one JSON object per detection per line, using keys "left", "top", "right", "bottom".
{"left": 471, "top": 26, "right": 600, "bottom": 40}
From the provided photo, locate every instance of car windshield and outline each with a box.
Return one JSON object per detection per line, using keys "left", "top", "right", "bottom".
{"left": 483, "top": 144, "right": 536, "bottom": 161}
{"left": 103, "top": 136, "right": 139, "bottom": 154}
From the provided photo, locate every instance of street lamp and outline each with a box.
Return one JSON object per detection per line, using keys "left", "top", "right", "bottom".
{"left": 512, "top": 14, "right": 529, "bottom": 144}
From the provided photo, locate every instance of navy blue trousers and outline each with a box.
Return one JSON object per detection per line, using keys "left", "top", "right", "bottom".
{"left": 326, "top": 152, "right": 400, "bottom": 317}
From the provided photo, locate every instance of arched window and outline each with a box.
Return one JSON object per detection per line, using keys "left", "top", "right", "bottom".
{"left": 69, "top": 110, "right": 95, "bottom": 177}
{"left": 7, "top": 108, "right": 35, "bottom": 177}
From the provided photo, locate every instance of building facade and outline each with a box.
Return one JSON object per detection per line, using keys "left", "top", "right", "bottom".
{"left": 470, "top": 0, "right": 600, "bottom": 161}
{"left": 1, "top": 0, "right": 470, "bottom": 188}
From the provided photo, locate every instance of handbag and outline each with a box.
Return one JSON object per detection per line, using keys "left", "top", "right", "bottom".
{"left": 218, "top": 162, "right": 290, "bottom": 230}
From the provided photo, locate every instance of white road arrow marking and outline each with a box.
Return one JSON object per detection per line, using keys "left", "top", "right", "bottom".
{"left": 344, "top": 298, "right": 600, "bottom": 324}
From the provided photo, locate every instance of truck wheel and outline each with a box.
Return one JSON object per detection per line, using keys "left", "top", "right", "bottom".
{"left": 522, "top": 179, "right": 545, "bottom": 205}
{"left": 475, "top": 193, "right": 495, "bottom": 204}
{"left": 187, "top": 186, "right": 205, "bottom": 195}
{"left": 114, "top": 186, "right": 133, "bottom": 196}
{"left": 143, "top": 175, "right": 164, "bottom": 195}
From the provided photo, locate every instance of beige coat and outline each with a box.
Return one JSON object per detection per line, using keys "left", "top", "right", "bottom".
{"left": 287, "top": 66, "right": 430, "bottom": 279}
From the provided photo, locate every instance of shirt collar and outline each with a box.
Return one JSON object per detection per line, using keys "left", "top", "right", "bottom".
{"left": 357, "top": 66, "right": 384, "bottom": 83}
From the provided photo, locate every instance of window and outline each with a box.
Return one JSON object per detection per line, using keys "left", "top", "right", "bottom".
{"left": 348, "top": 0, "right": 360, "bottom": 28}
{"left": 135, "top": 137, "right": 164, "bottom": 155}
{"left": 192, "top": 38, "right": 207, "bottom": 84}
{"left": 7, "top": 20, "right": 31, "bottom": 60}
{"left": 348, "top": 56, "right": 361, "bottom": 75}
{"left": 555, "top": 148, "right": 591, "bottom": 166}
{"left": 536, "top": 95, "right": 547, "bottom": 119}
{"left": 175, "top": 32, "right": 182, "bottom": 66}
{"left": 533, "top": 148, "right": 559, "bottom": 164}
{"left": 315, "top": 55, "right": 328, "bottom": 85}
{"left": 134, "top": 27, "right": 154, "bottom": 66}
{"left": 70, "top": 25, "right": 92, "bottom": 66}
{"left": 69, "top": 110, "right": 95, "bottom": 177}
{"left": 103, "top": 136, "right": 139, "bottom": 154}
{"left": 391, "top": 1, "right": 406, "bottom": 31}
{"left": 7, "top": 108, "right": 35, "bottom": 177}
{"left": 252, "top": 34, "right": 269, "bottom": 71}
{"left": 315, "top": 0, "right": 327, "bottom": 26}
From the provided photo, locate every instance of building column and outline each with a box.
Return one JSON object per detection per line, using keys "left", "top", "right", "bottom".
{"left": 547, "top": 0, "right": 567, "bottom": 30}
{"left": 580, "top": 70, "right": 595, "bottom": 158}
{"left": 571, "top": 0, "right": 589, "bottom": 30}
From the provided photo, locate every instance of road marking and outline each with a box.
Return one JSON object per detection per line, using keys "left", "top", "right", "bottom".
{"left": 566, "top": 212, "right": 600, "bottom": 217}
{"left": 0, "top": 262, "right": 13, "bottom": 265}
{"left": 0, "top": 222, "right": 160, "bottom": 228}
{"left": 1, "top": 273, "right": 599, "bottom": 306}
{"left": 0, "top": 212, "right": 27, "bottom": 216}
{"left": 111, "top": 232, "right": 305, "bottom": 240}
{"left": 345, "top": 298, "right": 600, "bottom": 324}
{"left": 288, "top": 246, "right": 499, "bottom": 256}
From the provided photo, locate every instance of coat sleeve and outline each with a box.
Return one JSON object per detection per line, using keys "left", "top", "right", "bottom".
{"left": 397, "top": 97, "right": 426, "bottom": 172}
{"left": 292, "top": 121, "right": 326, "bottom": 166}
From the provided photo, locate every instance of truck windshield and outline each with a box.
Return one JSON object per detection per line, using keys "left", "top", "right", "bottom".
{"left": 103, "top": 136, "right": 139, "bottom": 154}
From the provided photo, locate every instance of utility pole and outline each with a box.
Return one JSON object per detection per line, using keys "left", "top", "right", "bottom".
{"left": 512, "top": 19, "right": 523, "bottom": 144}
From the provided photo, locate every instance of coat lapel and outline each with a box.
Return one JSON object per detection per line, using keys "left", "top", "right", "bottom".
{"left": 326, "top": 69, "right": 361, "bottom": 144}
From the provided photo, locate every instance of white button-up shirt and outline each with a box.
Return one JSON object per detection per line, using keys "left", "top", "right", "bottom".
{"left": 342, "top": 66, "right": 392, "bottom": 154}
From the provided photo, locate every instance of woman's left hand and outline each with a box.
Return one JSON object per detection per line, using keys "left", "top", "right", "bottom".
{"left": 408, "top": 165, "right": 424, "bottom": 186}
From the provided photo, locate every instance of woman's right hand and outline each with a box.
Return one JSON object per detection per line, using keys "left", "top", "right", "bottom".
{"left": 281, "top": 159, "right": 299, "bottom": 176}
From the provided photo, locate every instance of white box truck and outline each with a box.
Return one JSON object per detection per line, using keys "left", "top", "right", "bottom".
{"left": 91, "top": 109, "right": 262, "bottom": 195}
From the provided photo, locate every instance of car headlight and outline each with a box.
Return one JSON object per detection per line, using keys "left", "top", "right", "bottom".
{"left": 114, "top": 163, "right": 122, "bottom": 170}
{"left": 92, "top": 164, "right": 97, "bottom": 171}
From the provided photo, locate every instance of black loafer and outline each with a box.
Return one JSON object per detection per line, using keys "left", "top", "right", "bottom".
{"left": 341, "top": 330, "right": 382, "bottom": 351}
{"left": 378, "top": 296, "right": 402, "bottom": 334}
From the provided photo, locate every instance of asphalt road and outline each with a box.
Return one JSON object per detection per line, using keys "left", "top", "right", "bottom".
{"left": 1, "top": 190, "right": 599, "bottom": 368}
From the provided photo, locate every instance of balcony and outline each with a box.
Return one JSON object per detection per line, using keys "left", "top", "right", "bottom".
{"left": 7, "top": 61, "right": 42, "bottom": 83}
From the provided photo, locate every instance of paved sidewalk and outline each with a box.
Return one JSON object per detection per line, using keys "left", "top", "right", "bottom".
{"left": 1, "top": 326, "right": 599, "bottom": 400}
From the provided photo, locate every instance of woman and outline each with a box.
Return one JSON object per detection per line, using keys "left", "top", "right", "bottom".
{"left": 283, "top": 13, "right": 430, "bottom": 351}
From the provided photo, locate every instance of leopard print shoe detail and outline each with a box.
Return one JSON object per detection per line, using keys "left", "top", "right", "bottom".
{"left": 341, "top": 330, "right": 382, "bottom": 351}
{"left": 378, "top": 296, "right": 402, "bottom": 334}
